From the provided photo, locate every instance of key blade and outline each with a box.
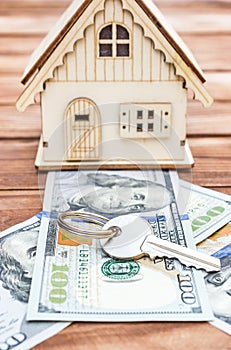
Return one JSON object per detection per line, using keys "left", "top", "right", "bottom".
{"left": 141, "top": 235, "right": 221, "bottom": 272}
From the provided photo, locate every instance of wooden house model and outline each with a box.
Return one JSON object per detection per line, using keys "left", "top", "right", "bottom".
{"left": 16, "top": 0, "right": 213, "bottom": 169}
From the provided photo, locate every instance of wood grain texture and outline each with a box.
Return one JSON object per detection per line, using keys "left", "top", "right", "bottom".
{"left": 0, "top": 106, "right": 41, "bottom": 138}
{"left": 33, "top": 322, "right": 231, "bottom": 350}
{"left": 0, "top": 190, "right": 42, "bottom": 230}
{"left": 0, "top": 0, "right": 230, "bottom": 349}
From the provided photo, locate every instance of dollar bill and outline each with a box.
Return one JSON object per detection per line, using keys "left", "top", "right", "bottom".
{"left": 200, "top": 242, "right": 231, "bottom": 335}
{"left": 27, "top": 170, "right": 213, "bottom": 322}
{"left": 198, "top": 222, "right": 231, "bottom": 255}
{"left": 198, "top": 222, "right": 231, "bottom": 335}
{"left": 0, "top": 214, "right": 69, "bottom": 350}
{"left": 178, "top": 180, "right": 231, "bottom": 244}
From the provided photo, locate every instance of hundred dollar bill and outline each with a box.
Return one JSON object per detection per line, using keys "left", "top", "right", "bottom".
{"left": 0, "top": 214, "right": 69, "bottom": 350}
{"left": 178, "top": 180, "right": 231, "bottom": 244}
{"left": 27, "top": 170, "right": 213, "bottom": 322}
{"left": 198, "top": 223, "right": 231, "bottom": 335}
{"left": 198, "top": 222, "right": 231, "bottom": 255}
{"left": 199, "top": 235, "right": 231, "bottom": 335}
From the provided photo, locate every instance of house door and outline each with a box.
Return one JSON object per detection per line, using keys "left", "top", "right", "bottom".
{"left": 65, "top": 98, "right": 101, "bottom": 161}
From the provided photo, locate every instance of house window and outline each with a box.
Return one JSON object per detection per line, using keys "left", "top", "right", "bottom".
{"left": 137, "top": 110, "right": 143, "bottom": 119}
{"left": 75, "top": 114, "right": 89, "bottom": 122}
{"left": 148, "top": 123, "right": 154, "bottom": 132}
{"left": 148, "top": 110, "right": 154, "bottom": 119}
{"left": 120, "top": 103, "right": 171, "bottom": 139}
{"left": 137, "top": 123, "right": 143, "bottom": 132}
{"left": 99, "top": 24, "right": 130, "bottom": 57}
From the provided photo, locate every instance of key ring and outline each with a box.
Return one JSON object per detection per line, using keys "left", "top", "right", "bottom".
{"left": 57, "top": 211, "right": 121, "bottom": 239}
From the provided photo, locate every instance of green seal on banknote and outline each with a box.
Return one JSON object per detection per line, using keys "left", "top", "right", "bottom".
{"left": 101, "top": 259, "right": 140, "bottom": 280}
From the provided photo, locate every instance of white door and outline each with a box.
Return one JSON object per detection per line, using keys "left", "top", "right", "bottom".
{"left": 65, "top": 98, "right": 101, "bottom": 160}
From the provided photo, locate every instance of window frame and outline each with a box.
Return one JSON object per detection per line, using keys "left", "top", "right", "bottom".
{"left": 98, "top": 23, "right": 131, "bottom": 59}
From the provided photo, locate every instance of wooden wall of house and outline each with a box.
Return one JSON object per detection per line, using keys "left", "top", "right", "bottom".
{"left": 50, "top": 0, "right": 182, "bottom": 84}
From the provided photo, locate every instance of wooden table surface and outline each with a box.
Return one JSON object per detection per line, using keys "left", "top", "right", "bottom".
{"left": 0, "top": 0, "right": 231, "bottom": 349}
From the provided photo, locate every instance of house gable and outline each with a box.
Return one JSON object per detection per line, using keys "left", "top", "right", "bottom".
{"left": 50, "top": 0, "right": 182, "bottom": 84}
{"left": 16, "top": 0, "right": 213, "bottom": 112}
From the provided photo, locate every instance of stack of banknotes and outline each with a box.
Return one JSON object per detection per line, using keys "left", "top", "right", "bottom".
{"left": 0, "top": 169, "right": 231, "bottom": 349}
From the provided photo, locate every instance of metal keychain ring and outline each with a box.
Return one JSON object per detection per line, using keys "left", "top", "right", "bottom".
{"left": 57, "top": 211, "right": 120, "bottom": 239}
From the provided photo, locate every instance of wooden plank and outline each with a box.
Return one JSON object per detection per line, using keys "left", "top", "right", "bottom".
{"left": 0, "top": 190, "right": 42, "bottom": 209}
{"left": 165, "top": 13, "right": 231, "bottom": 35}
{"left": 0, "top": 140, "right": 39, "bottom": 190}
{"left": 157, "top": 0, "right": 231, "bottom": 6}
{"left": 189, "top": 137, "right": 231, "bottom": 187}
{"left": 0, "top": 162, "right": 40, "bottom": 190}
{"left": 0, "top": 0, "right": 230, "bottom": 11}
{"left": 190, "top": 136, "right": 231, "bottom": 157}
{"left": 0, "top": 190, "right": 42, "bottom": 231}
{"left": 0, "top": 139, "right": 38, "bottom": 160}
{"left": 0, "top": 139, "right": 45, "bottom": 190}
{"left": 187, "top": 101, "right": 231, "bottom": 136}
{"left": 181, "top": 34, "right": 231, "bottom": 71}
{"left": 0, "top": 105, "right": 41, "bottom": 138}
{"left": 32, "top": 321, "right": 231, "bottom": 350}
{"left": 205, "top": 73, "right": 231, "bottom": 101}
{"left": 0, "top": 207, "right": 40, "bottom": 231}
{"left": 191, "top": 162, "right": 231, "bottom": 187}
{"left": 0, "top": 55, "right": 31, "bottom": 75}
{"left": 0, "top": 6, "right": 230, "bottom": 36}
{"left": 0, "top": 0, "right": 71, "bottom": 10}
{"left": 0, "top": 37, "right": 43, "bottom": 55}
{"left": 0, "top": 15, "right": 59, "bottom": 35}
{"left": 0, "top": 75, "right": 25, "bottom": 105}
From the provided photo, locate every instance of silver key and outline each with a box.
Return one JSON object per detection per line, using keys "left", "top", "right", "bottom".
{"left": 101, "top": 215, "right": 221, "bottom": 272}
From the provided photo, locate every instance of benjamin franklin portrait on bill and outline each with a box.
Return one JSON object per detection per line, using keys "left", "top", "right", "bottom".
{"left": 204, "top": 244, "right": 231, "bottom": 326}
{"left": 0, "top": 226, "right": 39, "bottom": 302}
{"left": 67, "top": 172, "right": 172, "bottom": 216}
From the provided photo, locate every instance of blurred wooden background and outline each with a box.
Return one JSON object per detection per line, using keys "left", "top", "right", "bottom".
{"left": 0, "top": 0, "right": 231, "bottom": 349}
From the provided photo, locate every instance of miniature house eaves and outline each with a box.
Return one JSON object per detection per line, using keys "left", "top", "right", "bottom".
{"left": 16, "top": 0, "right": 213, "bottom": 112}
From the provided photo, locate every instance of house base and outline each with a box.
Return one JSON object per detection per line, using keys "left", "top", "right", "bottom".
{"left": 35, "top": 136, "right": 194, "bottom": 171}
